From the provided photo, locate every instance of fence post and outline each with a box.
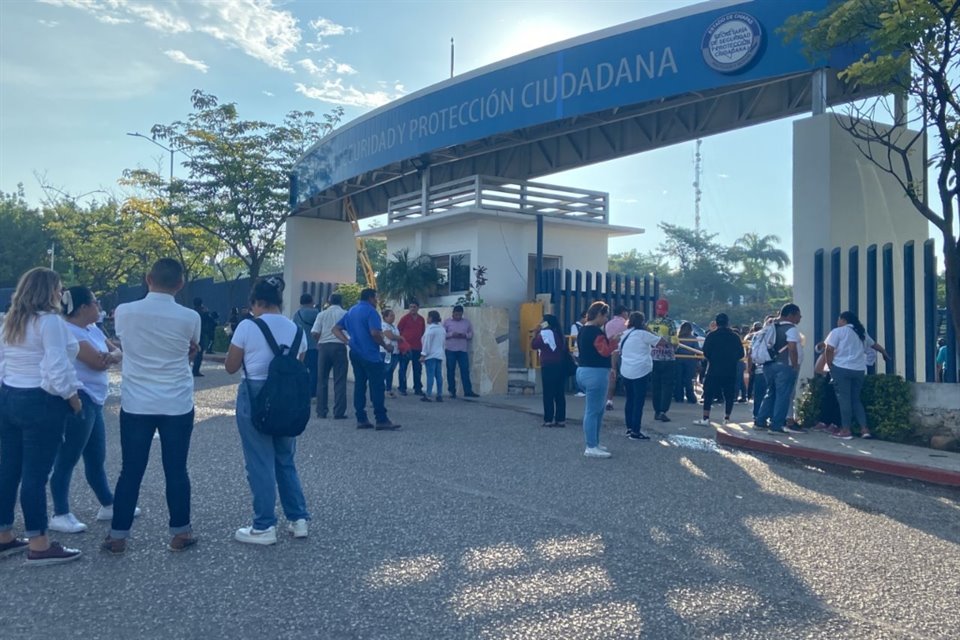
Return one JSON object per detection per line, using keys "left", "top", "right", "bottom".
{"left": 604, "top": 272, "right": 612, "bottom": 307}
{"left": 848, "top": 246, "right": 859, "bottom": 317}
{"left": 882, "top": 243, "right": 896, "bottom": 375}
{"left": 585, "top": 271, "right": 593, "bottom": 307}
{"left": 632, "top": 276, "right": 641, "bottom": 315}
{"left": 814, "top": 249, "right": 824, "bottom": 347}
{"left": 574, "top": 270, "right": 583, "bottom": 326}
{"left": 903, "top": 241, "right": 916, "bottom": 382}
{"left": 866, "top": 245, "right": 878, "bottom": 375}
{"left": 563, "top": 270, "right": 573, "bottom": 335}
{"left": 830, "top": 247, "right": 841, "bottom": 327}
{"left": 614, "top": 273, "right": 623, "bottom": 311}
{"left": 947, "top": 310, "right": 958, "bottom": 383}
{"left": 643, "top": 275, "right": 651, "bottom": 319}
{"left": 653, "top": 276, "right": 660, "bottom": 303}
{"left": 923, "top": 240, "right": 937, "bottom": 382}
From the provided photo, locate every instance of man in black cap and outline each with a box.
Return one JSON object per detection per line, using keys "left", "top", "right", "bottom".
{"left": 693, "top": 313, "right": 744, "bottom": 426}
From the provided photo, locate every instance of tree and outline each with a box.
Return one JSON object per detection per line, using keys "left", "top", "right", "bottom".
{"left": 657, "top": 223, "right": 738, "bottom": 309}
{"left": 358, "top": 219, "right": 387, "bottom": 283}
{"left": 0, "top": 186, "right": 50, "bottom": 288}
{"left": 147, "top": 90, "right": 344, "bottom": 283}
{"left": 378, "top": 248, "right": 439, "bottom": 307}
{"left": 729, "top": 233, "right": 791, "bottom": 303}
{"left": 608, "top": 248, "right": 668, "bottom": 277}
{"left": 785, "top": 0, "right": 960, "bottom": 339}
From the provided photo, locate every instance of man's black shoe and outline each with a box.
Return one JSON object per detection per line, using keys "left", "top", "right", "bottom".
{"left": 193, "top": 372, "right": 204, "bottom": 377}
{"left": 317, "top": 413, "right": 327, "bottom": 419}
{"left": 374, "top": 421, "right": 401, "bottom": 431}
{"left": 333, "top": 415, "right": 348, "bottom": 420}
{"left": 464, "top": 392, "right": 480, "bottom": 398}
{"left": 357, "top": 422, "right": 374, "bottom": 429}
{"left": 448, "top": 393, "right": 457, "bottom": 399}
{"left": 658, "top": 413, "right": 671, "bottom": 422}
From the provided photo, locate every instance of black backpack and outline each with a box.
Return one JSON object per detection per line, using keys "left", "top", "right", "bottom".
{"left": 242, "top": 318, "right": 310, "bottom": 437}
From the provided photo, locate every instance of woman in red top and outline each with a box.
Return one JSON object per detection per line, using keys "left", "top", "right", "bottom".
{"left": 575, "top": 302, "right": 619, "bottom": 458}
{"left": 531, "top": 314, "right": 568, "bottom": 428}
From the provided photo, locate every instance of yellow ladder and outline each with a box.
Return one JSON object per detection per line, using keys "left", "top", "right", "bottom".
{"left": 344, "top": 196, "right": 377, "bottom": 289}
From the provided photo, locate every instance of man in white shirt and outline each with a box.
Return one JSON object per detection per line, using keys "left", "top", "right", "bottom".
{"left": 311, "top": 293, "right": 348, "bottom": 419}
{"left": 102, "top": 259, "right": 201, "bottom": 554}
{"left": 755, "top": 303, "right": 803, "bottom": 434}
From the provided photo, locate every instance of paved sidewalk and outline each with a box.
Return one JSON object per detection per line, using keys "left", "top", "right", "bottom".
{"left": 477, "top": 390, "right": 960, "bottom": 487}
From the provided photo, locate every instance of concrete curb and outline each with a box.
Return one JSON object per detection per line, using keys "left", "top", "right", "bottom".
{"left": 715, "top": 428, "right": 960, "bottom": 488}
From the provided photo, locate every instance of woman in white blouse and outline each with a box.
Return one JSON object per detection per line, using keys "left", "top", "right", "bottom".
{"left": 48, "top": 286, "right": 129, "bottom": 534}
{"left": 0, "top": 268, "right": 83, "bottom": 565}
{"left": 824, "top": 311, "right": 871, "bottom": 440}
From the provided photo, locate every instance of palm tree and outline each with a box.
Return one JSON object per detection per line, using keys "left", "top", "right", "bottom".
{"left": 377, "top": 248, "right": 439, "bottom": 307}
{"left": 731, "top": 233, "right": 790, "bottom": 303}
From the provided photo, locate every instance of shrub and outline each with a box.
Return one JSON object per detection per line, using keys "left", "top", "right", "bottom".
{"left": 862, "top": 374, "right": 914, "bottom": 442}
{"left": 797, "top": 373, "right": 914, "bottom": 442}
{"left": 212, "top": 325, "right": 230, "bottom": 353}
{"left": 334, "top": 283, "right": 362, "bottom": 310}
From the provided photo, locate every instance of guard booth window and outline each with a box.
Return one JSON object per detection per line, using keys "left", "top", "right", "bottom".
{"left": 433, "top": 252, "right": 471, "bottom": 296}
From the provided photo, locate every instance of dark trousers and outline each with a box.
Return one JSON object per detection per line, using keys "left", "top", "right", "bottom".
{"left": 398, "top": 350, "right": 423, "bottom": 394}
{"left": 349, "top": 351, "right": 388, "bottom": 425}
{"left": 651, "top": 360, "right": 676, "bottom": 415}
{"left": 541, "top": 364, "right": 566, "bottom": 423}
{"left": 191, "top": 345, "right": 204, "bottom": 375}
{"left": 304, "top": 348, "right": 319, "bottom": 398}
{"left": 445, "top": 350, "right": 473, "bottom": 395}
{"left": 624, "top": 374, "right": 650, "bottom": 435}
{"left": 674, "top": 358, "right": 698, "bottom": 402}
{"left": 703, "top": 375, "right": 736, "bottom": 418}
{"left": 111, "top": 409, "right": 194, "bottom": 538}
{"left": 0, "top": 386, "right": 68, "bottom": 537}
{"left": 317, "top": 343, "right": 348, "bottom": 418}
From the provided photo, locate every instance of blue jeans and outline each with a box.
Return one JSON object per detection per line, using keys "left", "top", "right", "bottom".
{"left": 382, "top": 353, "right": 399, "bottom": 391}
{"left": 397, "top": 350, "right": 423, "bottom": 394}
{"left": 736, "top": 360, "right": 747, "bottom": 399}
{"left": 756, "top": 362, "right": 798, "bottom": 429}
{"left": 674, "top": 359, "right": 698, "bottom": 402}
{"left": 425, "top": 358, "right": 443, "bottom": 396}
{"left": 111, "top": 409, "right": 194, "bottom": 539}
{"left": 349, "top": 350, "right": 388, "bottom": 424}
{"left": 752, "top": 369, "right": 767, "bottom": 420}
{"left": 50, "top": 391, "right": 114, "bottom": 515}
{"left": 831, "top": 365, "right": 867, "bottom": 430}
{"left": 445, "top": 350, "right": 473, "bottom": 395}
{"left": 0, "top": 386, "right": 68, "bottom": 538}
{"left": 576, "top": 367, "right": 609, "bottom": 448}
{"left": 237, "top": 380, "right": 309, "bottom": 530}
{"left": 624, "top": 374, "right": 650, "bottom": 435}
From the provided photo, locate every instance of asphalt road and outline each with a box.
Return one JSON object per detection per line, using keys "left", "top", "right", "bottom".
{"left": 3, "top": 366, "right": 958, "bottom": 639}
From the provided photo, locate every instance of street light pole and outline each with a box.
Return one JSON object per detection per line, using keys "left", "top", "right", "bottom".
{"left": 126, "top": 132, "right": 177, "bottom": 198}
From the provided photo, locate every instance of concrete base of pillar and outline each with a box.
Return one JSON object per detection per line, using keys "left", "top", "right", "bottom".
{"left": 282, "top": 216, "right": 357, "bottom": 311}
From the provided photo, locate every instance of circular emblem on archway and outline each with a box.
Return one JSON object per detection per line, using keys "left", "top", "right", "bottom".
{"left": 701, "top": 12, "right": 763, "bottom": 74}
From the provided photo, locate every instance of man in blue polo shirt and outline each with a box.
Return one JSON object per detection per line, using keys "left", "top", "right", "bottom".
{"left": 332, "top": 288, "right": 401, "bottom": 431}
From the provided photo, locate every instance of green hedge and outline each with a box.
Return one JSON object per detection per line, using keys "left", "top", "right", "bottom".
{"left": 212, "top": 326, "right": 230, "bottom": 354}
{"left": 796, "top": 373, "right": 914, "bottom": 442}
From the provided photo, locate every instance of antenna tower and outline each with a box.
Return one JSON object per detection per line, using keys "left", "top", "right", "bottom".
{"left": 693, "top": 138, "right": 703, "bottom": 234}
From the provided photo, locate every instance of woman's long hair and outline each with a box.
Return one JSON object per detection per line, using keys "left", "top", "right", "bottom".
{"left": 2, "top": 267, "right": 62, "bottom": 345}
{"left": 586, "top": 301, "right": 609, "bottom": 322}
{"left": 542, "top": 314, "right": 562, "bottom": 335}
{"left": 839, "top": 310, "right": 866, "bottom": 341}
{"left": 678, "top": 321, "right": 693, "bottom": 338}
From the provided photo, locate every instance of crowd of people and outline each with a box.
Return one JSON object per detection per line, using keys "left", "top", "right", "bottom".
{"left": 531, "top": 299, "right": 895, "bottom": 458}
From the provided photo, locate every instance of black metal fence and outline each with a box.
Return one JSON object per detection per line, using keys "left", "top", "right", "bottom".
{"left": 536, "top": 268, "right": 660, "bottom": 337}
{"left": 813, "top": 239, "right": 956, "bottom": 383}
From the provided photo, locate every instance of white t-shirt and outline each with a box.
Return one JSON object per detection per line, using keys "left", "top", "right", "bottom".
{"left": 863, "top": 333, "right": 878, "bottom": 367}
{"left": 0, "top": 312, "right": 81, "bottom": 399}
{"left": 231, "top": 313, "right": 308, "bottom": 380}
{"left": 618, "top": 328, "right": 663, "bottom": 380}
{"left": 115, "top": 292, "right": 201, "bottom": 416}
{"left": 825, "top": 324, "right": 866, "bottom": 371}
{"left": 67, "top": 322, "right": 110, "bottom": 405}
{"left": 380, "top": 321, "right": 397, "bottom": 355}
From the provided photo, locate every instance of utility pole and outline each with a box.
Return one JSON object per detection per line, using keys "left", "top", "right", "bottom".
{"left": 693, "top": 138, "right": 703, "bottom": 234}
{"left": 450, "top": 38, "right": 455, "bottom": 78}
{"left": 47, "top": 243, "right": 55, "bottom": 269}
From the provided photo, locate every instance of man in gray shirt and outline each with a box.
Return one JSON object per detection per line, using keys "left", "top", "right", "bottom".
{"left": 293, "top": 294, "right": 320, "bottom": 398}
{"left": 311, "top": 293, "right": 348, "bottom": 419}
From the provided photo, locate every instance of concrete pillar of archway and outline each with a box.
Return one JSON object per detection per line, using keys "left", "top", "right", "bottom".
{"left": 282, "top": 215, "right": 357, "bottom": 312}
{"left": 792, "top": 114, "right": 928, "bottom": 381}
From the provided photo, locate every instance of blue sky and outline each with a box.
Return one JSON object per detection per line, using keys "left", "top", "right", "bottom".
{"left": 1, "top": 0, "right": 808, "bottom": 263}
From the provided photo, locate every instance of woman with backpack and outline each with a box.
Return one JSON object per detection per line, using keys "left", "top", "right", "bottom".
{"left": 224, "top": 277, "right": 310, "bottom": 545}
{"left": 823, "top": 311, "right": 872, "bottom": 440}
{"left": 531, "top": 314, "right": 568, "bottom": 428}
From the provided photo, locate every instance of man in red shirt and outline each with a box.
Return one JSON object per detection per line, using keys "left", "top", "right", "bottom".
{"left": 396, "top": 300, "right": 426, "bottom": 396}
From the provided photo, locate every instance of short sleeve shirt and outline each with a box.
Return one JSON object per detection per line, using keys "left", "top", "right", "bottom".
{"left": 337, "top": 301, "right": 382, "bottom": 363}
{"left": 618, "top": 329, "right": 663, "bottom": 379}
{"left": 825, "top": 324, "right": 866, "bottom": 371}
{"left": 231, "top": 314, "right": 308, "bottom": 380}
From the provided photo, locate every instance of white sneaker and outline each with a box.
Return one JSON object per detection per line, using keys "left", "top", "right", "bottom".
{"left": 48, "top": 513, "right": 87, "bottom": 533}
{"left": 692, "top": 418, "right": 711, "bottom": 426}
{"left": 597, "top": 444, "right": 609, "bottom": 451}
{"left": 287, "top": 519, "right": 308, "bottom": 539}
{"left": 235, "top": 526, "right": 277, "bottom": 545}
{"left": 575, "top": 392, "right": 586, "bottom": 397}
{"left": 584, "top": 447, "right": 612, "bottom": 458}
{"left": 95, "top": 505, "right": 141, "bottom": 521}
